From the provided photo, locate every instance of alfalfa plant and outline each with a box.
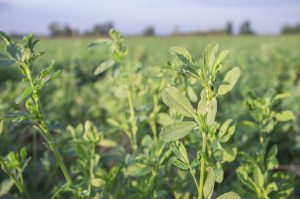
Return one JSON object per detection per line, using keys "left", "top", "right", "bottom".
{"left": 90, "top": 30, "right": 174, "bottom": 198}
{"left": 236, "top": 90, "right": 295, "bottom": 198}
{"left": 0, "top": 32, "right": 77, "bottom": 197}
{"left": 160, "top": 43, "right": 241, "bottom": 199}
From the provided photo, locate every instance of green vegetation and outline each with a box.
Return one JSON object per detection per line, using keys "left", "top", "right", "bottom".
{"left": 0, "top": 31, "right": 299, "bottom": 198}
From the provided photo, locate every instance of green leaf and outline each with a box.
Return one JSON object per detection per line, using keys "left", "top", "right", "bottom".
{"left": 204, "top": 43, "right": 219, "bottom": 70}
{"left": 0, "top": 31, "right": 10, "bottom": 45}
{"left": 191, "top": 159, "right": 200, "bottom": 168}
{"left": 38, "top": 61, "right": 54, "bottom": 81}
{"left": 170, "top": 141, "right": 189, "bottom": 163}
{"left": 91, "top": 178, "right": 105, "bottom": 188}
{"left": 162, "top": 86, "right": 195, "bottom": 118}
{"left": 218, "top": 67, "right": 241, "bottom": 95}
{"left": 94, "top": 60, "right": 116, "bottom": 75}
{"left": 222, "top": 146, "right": 237, "bottom": 163}
{"left": 266, "top": 182, "right": 278, "bottom": 194}
{"left": 98, "top": 139, "right": 117, "bottom": 148}
{"left": 49, "top": 69, "right": 63, "bottom": 81}
{"left": 220, "top": 125, "right": 235, "bottom": 143}
{"left": 216, "top": 192, "right": 241, "bottom": 199}
{"left": 197, "top": 98, "right": 207, "bottom": 116}
{"left": 158, "top": 113, "right": 173, "bottom": 126}
{"left": 7, "top": 43, "right": 21, "bottom": 60}
{"left": 214, "top": 162, "right": 224, "bottom": 183}
{"left": 160, "top": 121, "right": 196, "bottom": 142}
{"left": 253, "top": 165, "right": 264, "bottom": 188}
{"left": 275, "top": 111, "right": 295, "bottom": 122}
{"left": 170, "top": 47, "right": 193, "bottom": 66}
{"left": 0, "top": 53, "right": 15, "bottom": 68}
{"left": 213, "top": 50, "right": 229, "bottom": 68}
{"left": 273, "top": 93, "right": 290, "bottom": 102}
{"left": 204, "top": 167, "right": 215, "bottom": 199}
{"left": 172, "top": 159, "right": 189, "bottom": 170}
{"left": 206, "top": 98, "right": 217, "bottom": 126}
{"left": 126, "top": 163, "right": 151, "bottom": 177}
{"left": 0, "top": 179, "right": 14, "bottom": 197}
{"left": 236, "top": 166, "right": 257, "bottom": 192}
{"left": 87, "top": 38, "right": 112, "bottom": 49}
{"left": 266, "top": 145, "right": 278, "bottom": 170}
{"left": 219, "top": 119, "right": 233, "bottom": 138}
{"left": 187, "top": 86, "right": 198, "bottom": 102}
{"left": 15, "top": 86, "right": 36, "bottom": 104}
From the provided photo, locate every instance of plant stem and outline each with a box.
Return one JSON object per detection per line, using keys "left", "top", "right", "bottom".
{"left": 189, "top": 165, "right": 199, "bottom": 189}
{"left": 39, "top": 123, "right": 72, "bottom": 185}
{"left": 127, "top": 88, "right": 137, "bottom": 153}
{"left": 198, "top": 132, "right": 207, "bottom": 199}
{"left": 25, "top": 66, "right": 74, "bottom": 187}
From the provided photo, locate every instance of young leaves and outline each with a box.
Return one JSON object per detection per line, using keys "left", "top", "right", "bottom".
{"left": 162, "top": 86, "right": 195, "bottom": 118}
{"left": 204, "top": 43, "right": 219, "bottom": 70}
{"left": 218, "top": 67, "right": 241, "bottom": 95}
{"left": 160, "top": 121, "right": 196, "bottom": 142}
{"left": 253, "top": 165, "right": 264, "bottom": 188}
{"left": 170, "top": 47, "right": 193, "bottom": 66}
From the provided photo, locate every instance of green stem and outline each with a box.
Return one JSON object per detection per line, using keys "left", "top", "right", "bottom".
{"left": 25, "top": 66, "right": 75, "bottom": 191}
{"left": 149, "top": 120, "right": 157, "bottom": 143}
{"left": 127, "top": 88, "right": 137, "bottom": 153}
{"left": 198, "top": 132, "right": 207, "bottom": 199}
{"left": 189, "top": 165, "right": 199, "bottom": 189}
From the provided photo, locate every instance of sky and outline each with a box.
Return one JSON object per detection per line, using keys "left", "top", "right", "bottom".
{"left": 0, "top": 0, "right": 300, "bottom": 35}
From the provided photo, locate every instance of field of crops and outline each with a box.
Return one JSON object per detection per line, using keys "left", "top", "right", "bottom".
{"left": 0, "top": 31, "right": 300, "bottom": 199}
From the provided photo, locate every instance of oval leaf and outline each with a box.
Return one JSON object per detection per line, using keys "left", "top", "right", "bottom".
{"left": 91, "top": 178, "right": 105, "bottom": 188}
{"left": 94, "top": 60, "right": 116, "bottom": 75}
{"left": 216, "top": 192, "right": 241, "bottom": 199}
{"left": 218, "top": 67, "right": 240, "bottom": 95}
{"left": 162, "top": 87, "right": 195, "bottom": 118}
{"left": 214, "top": 50, "right": 229, "bottom": 68}
{"left": 126, "top": 163, "right": 151, "bottom": 177}
{"left": 170, "top": 47, "right": 193, "bottom": 65}
{"left": 204, "top": 167, "right": 215, "bottom": 199}
{"left": 172, "top": 159, "right": 189, "bottom": 170}
{"left": 206, "top": 98, "right": 217, "bottom": 126}
{"left": 15, "top": 87, "right": 36, "bottom": 104}
{"left": 275, "top": 111, "right": 295, "bottom": 122}
{"left": 253, "top": 165, "right": 264, "bottom": 188}
{"left": 160, "top": 121, "right": 196, "bottom": 142}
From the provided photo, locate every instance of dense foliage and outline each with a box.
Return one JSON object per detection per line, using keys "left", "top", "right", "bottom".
{"left": 0, "top": 31, "right": 299, "bottom": 199}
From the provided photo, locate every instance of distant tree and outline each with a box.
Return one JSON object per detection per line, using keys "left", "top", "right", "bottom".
{"left": 49, "top": 22, "right": 62, "bottom": 37}
{"left": 62, "top": 25, "right": 72, "bottom": 36}
{"left": 239, "top": 21, "right": 254, "bottom": 35}
{"left": 281, "top": 24, "right": 300, "bottom": 34}
{"left": 226, "top": 21, "right": 233, "bottom": 35}
{"left": 92, "top": 22, "right": 114, "bottom": 36}
{"left": 143, "top": 26, "right": 155, "bottom": 36}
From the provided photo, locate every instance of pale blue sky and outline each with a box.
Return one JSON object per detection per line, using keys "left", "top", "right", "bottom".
{"left": 0, "top": 0, "right": 300, "bottom": 35}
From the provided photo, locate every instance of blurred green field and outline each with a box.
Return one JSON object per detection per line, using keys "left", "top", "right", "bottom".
{"left": 2, "top": 35, "right": 300, "bottom": 124}
{"left": 0, "top": 35, "right": 300, "bottom": 198}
